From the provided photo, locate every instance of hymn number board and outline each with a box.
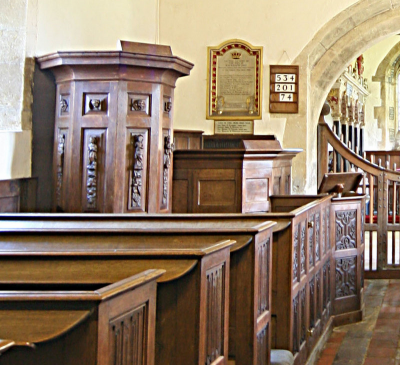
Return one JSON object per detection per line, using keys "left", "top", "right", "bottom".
{"left": 269, "top": 65, "right": 299, "bottom": 113}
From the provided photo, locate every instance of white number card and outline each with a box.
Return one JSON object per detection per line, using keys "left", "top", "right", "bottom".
{"left": 275, "top": 84, "right": 295, "bottom": 92}
{"left": 275, "top": 74, "right": 296, "bottom": 83}
{"left": 279, "top": 93, "right": 294, "bottom": 102}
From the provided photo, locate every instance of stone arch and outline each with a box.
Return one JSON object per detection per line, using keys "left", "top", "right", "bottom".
{"left": 372, "top": 41, "right": 400, "bottom": 148}
{"left": 284, "top": 0, "right": 400, "bottom": 193}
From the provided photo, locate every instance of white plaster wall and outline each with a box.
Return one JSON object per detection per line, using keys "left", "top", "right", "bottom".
{"left": 0, "top": 131, "right": 32, "bottom": 180}
{"left": 363, "top": 35, "right": 400, "bottom": 150}
{"left": 158, "top": 0, "right": 358, "bottom": 139}
{"left": 36, "top": 0, "right": 158, "bottom": 54}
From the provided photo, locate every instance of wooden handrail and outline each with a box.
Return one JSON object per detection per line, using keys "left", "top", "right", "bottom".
{"left": 318, "top": 119, "right": 400, "bottom": 182}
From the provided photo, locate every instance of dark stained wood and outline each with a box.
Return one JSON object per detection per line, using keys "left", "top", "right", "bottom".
{"left": 0, "top": 230, "right": 233, "bottom": 365}
{"left": 0, "top": 214, "right": 273, "bottom": 365}
{"left": 37, "top": 43, "right": 194, "bottom": 214}
{"left": 174, "top": 129, "right": 204, "bottom": 150}
{"left": 173, "top": 138, "right": 301, "bottom": 213}
{"left": 0, "top": 178, "right": 37, "bottom": 213}
{"left": 0, "top": 269, "right": 163, "bottom": 365}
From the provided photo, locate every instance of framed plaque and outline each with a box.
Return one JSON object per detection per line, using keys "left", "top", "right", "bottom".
{"left": 207, "top": 39, "right": 263, "bottom": 120}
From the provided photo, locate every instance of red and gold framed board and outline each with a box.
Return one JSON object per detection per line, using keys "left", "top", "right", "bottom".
{"left": 207, "top": 39, "right": 263, "bottom": 120}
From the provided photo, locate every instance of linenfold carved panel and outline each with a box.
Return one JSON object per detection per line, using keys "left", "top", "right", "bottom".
{"left": 128, "top": 130, "right": 148, "bottom": 212}
{"left": 205, "top": 263, "right": 225, "bottom": 365}
{"left": 109, "top": 304, "right": 147, "bottom": 365}
{"left": 293, "top": 293, "right": 299, "bottom": 353}
{"left": 256, "top": 325, "right": 269, "bottom": 365}
{"left": 335, "top": 210, "right": 357, "bottom": 250}
{"left": 300, "top": 286, "right": 306, "bottom": 345}
{"left": 309, "top": 215, "right": 315, "bottom": 268}
{"left": 316, "top": 270, "right": 321, "bottom": 320}
{"left": 326, "top": 207, "right": 331, "bottom": 249}
{"left": 300, "top": 223, "right": 306, "bottom": 275}
{"left": 335, "top": 257, "right": 357, "bottom": 298}
{"left": 309, "top": 277, "right": 315, "bottom": 328}
{"left": 293, "top": 225, "right": 299, "bottom": 283}
{"left": 258, "top": 238, "right": 270, "bottom": 315}
{"left": 316, "top": 213, "right": 320, "bottom": 262}
{"left": 361, "top": 206, "right": 365, "bottom": 245}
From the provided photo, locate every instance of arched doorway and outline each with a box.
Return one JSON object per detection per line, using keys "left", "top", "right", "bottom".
{"left": 284, "top": 0, "right": 400, "bottom": 194}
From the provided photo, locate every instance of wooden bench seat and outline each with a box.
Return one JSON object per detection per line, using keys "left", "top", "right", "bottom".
{"left": 0, "top": 215, "right": 275, "bottom": 365}
{"left": 0, "top": 269, "right": 163, "bottom": 365}
{"left": 0, "top": 230, "right": 234, "bottom": 365}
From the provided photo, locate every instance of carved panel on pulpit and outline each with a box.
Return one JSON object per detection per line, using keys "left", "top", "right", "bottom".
{"left": 82, "top": 130, "right": 106, "bottom": 212}
{"left": 127, "top": 130, "right": 148, "bottom": 212}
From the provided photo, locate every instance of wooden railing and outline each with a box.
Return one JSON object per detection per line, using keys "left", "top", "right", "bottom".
{"left": 318, "top": 114, "right": 400, "bottom": 278}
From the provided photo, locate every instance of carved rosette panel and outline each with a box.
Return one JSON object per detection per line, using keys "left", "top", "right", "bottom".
{"left": 56, "top": 131, "right": 66, "bottom": 209}
{"left": 109, "top": 304, "right": 146, "bottom": 365}
{"left": 323, "top": 261, "right": 330, "bottom": 310}
{"left": 300, "top": 224, "right": 306, "bottom": 275}
{"left": 292, "top": 293, "right": 299, "bottom": 353}
{"left": 300, "top": 286, "right": 306, "bottom": 345}
{"left": 258, "top": 238, "right": 270, "bottom": 316}
{"left": 326, "top": 207, "right": 331, "bottom": 249}
{"left": 162, "top": 131, "right": 174, "bottom": 208}
{"left": 309, "top": 215, "right": 315, "bottom": 268}
{"left": 256, "top": 325, "right": 269, "bottom": 365}
{"left": 293, "top": 226, "right": 299, "bottom": 283}
{"left": 316, "top": 213, "right": 320, "bottom": 262}
{"left": 316, "top": 270, "right": 321, "bottom": 320}
{"left": 309, "top": 277, "right": 315, "bottom": 328}
{"left": 205, "top": 263, "right": 225, "bottom": 365}
{"left": 128, "top": 131, "right": 148, "bottom": 211}
{"left": 335, "top": 257, "right": 357, "bottom": 298}
{"left": 336, "top": 210, "right": 357, "bottom": 250}
{"left": 86, "top": 135, "right": 99, "bottom": 210}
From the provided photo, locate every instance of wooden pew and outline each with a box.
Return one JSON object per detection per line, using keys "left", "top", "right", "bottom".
{"left": 0, "top": 229, "right": 233, "bottom": 365}
{"left": 0, "top": 215, "right": 275, "bottom": 365}
{"left": 1, "top": 192, "right": 364, "bottom": 365}
{"left": 0, "top": 269, "right": 163, "bottom": 365}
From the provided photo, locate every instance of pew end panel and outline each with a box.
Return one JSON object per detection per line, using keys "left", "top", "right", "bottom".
{"left": 0, "top": 269, "right": 164, "bottom": 365}
{"left": 0, "top": 233, "right": 234, "bottom": 365}
{"left": 330, "top": 194, "right": 365, "bottom": 325}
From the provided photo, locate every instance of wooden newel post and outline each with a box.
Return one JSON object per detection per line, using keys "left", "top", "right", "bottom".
{"left": 37, "top": 42, "right": 194, "bottom": 213}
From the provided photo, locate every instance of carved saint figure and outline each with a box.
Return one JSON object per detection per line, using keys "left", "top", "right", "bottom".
{"left": 356, "top": 55, "right": 364, "bottom": 77}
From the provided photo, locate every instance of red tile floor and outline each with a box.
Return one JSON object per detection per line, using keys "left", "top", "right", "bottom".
{"left": 316, "top": 280, "right": 400, "bottom": 365}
